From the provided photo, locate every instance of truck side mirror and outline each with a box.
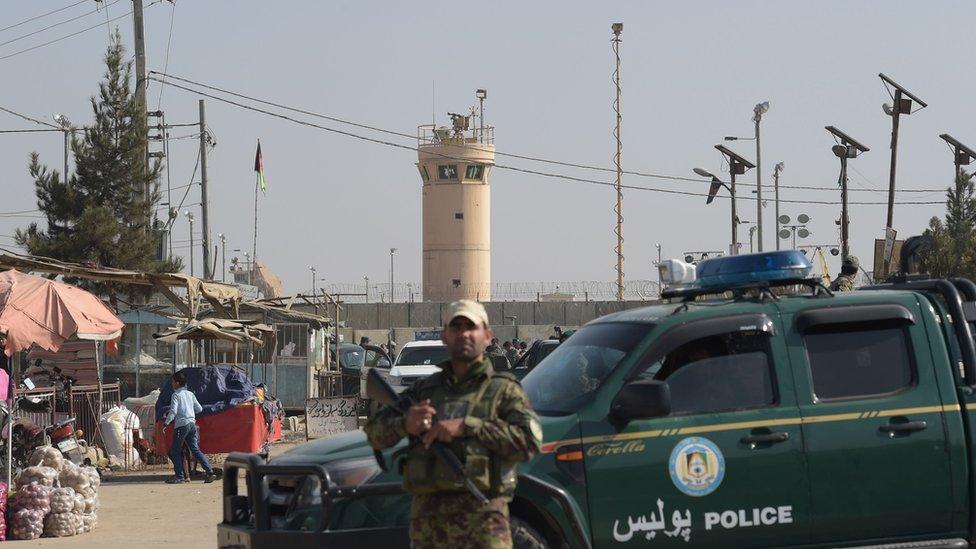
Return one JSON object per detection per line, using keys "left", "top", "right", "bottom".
{"left": 611, "top": 380, "right": 671, "bottom": 422}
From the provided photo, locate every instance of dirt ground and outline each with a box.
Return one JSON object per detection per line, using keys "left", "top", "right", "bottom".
{"left": 24, "top": 432, "right": 305, "bottom": 548}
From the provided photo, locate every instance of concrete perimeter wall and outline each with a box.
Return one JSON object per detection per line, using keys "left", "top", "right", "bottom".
{"left": 293, "top": 300, "right": 659, "bottom": 345}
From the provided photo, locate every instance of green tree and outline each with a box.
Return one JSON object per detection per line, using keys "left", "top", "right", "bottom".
{"left": 15, "top": 31, "right": 181, "bottom": 305}
{"left": 920, "top": 168, "right": 976, "bottom": 278}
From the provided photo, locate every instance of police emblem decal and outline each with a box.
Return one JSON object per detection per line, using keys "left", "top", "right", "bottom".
{"left": 669, "top": 437, "right": 726, "bottom": 497}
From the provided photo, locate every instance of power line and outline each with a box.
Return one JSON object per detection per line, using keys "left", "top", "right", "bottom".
{"left": 0, "top": 0, "right": 88, "bottom": 34}
{"left": 154, "top": 0, "right": 177, "bottom": 110}
{"left": 0, "top": 105, "right": 60, "bottom": 129}
{"left": 0, "top": 2, "right": 161, "bottom": 62}
{"left": 0, "top": 128, "right": 62, "bottom": 134}
{"left": 0, "top": 0, "right": 123, "bottom": 49}
{"left": 149, "top": 70, "right": 945, "bottom": 194}
{"left": 149, "top": 76, "right": 945, "bottom": 207}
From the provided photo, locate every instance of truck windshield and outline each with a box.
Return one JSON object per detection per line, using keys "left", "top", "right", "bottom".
{"left": 522, "top": 323, "right": 650, "bottom": 415}
{"left": 396, "top": 346, "right": 449, "bottom": 366}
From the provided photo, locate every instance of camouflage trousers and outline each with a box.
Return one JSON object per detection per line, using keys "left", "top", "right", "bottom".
{"left": 409, "top": 493, "right": 512, "bottom": 549}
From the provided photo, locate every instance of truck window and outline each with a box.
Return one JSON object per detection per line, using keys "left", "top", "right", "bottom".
{"left": 638, "top": 332, "right": 776, "bottom": 415}
{"left": 803, "top": 324, "right": 914, "bottom": 400}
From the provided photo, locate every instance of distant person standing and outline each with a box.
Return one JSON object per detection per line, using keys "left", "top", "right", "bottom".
{"left": 551, "top": 326, "right": 563, "bottom": 340}
{"left": 163, "top": 371, "right": 216, "bottom": 484}
{"left": 830, "top": 256, "right": 859, "bottom": 292}
{"left": 503, "top": 341, "right": 519, "bottom": 366}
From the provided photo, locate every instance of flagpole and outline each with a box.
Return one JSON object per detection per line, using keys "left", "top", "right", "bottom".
{"left": 252, "top": 139, "right": 261, "bottom": 288}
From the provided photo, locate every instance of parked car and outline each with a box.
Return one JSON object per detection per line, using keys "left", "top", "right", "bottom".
{"left": 512, "top": 339, "right": 561, "bottom": 379}
{"left": 330, "top": 343, "right": 390, "bottom": 396}
{"left": 220, "top": 250, "right": 976, "bottom": 548}
{"left": 360, "top": 339, "right": 447, "bottom": 399}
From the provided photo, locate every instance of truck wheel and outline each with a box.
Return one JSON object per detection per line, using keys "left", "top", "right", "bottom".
{"left": 511, "top": 516, "right": 547, "bottom": 549}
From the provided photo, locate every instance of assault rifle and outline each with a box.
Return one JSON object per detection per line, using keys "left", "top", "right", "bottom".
{"left": 366, "top": 368, "right": 489, "bottom": 504}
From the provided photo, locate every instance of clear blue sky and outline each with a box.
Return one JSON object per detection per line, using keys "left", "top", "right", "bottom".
{"left": 0, "top": 1, "right": 973, "bottom": 295}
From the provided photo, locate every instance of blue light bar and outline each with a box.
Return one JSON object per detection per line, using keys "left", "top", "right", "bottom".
{"left": 696, "top": 251, "right": 813, "bottom": 288}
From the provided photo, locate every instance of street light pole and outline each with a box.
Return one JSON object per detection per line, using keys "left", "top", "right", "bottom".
{"left": 218, "top": 234, "right": 226, "bottom": 282}
{"left": 364, "top": 275, "right": 369, "bottom": 303}
{"left": 389, "top": 248, "right": 397, "bottom": 347}
{"left": 773, "top": 163, "right": 784, "bottom": 251}
{"left": 730, "top": 170, "right": 738, "bottom": 255}
{"left": 753, "top": 101, "right": 769, "bottom": 252}
{"left": 185, "top": 211, "right": 195, "bottom": 277}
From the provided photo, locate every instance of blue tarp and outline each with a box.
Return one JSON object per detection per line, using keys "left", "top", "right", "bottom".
{"left": 155, "top": 364, "right": 255, "bottom": 418}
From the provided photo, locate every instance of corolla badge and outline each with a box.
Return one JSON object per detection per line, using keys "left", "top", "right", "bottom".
{"left": 669, "top": 437, "right": 725, "bottom": 497}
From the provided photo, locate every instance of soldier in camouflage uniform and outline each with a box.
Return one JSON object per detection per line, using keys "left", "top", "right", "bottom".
{"left": 829, "top": 255, "right": 859, "bottom": 292}
{"left": 364, "top": 300, "right": 542, "bottom": 549}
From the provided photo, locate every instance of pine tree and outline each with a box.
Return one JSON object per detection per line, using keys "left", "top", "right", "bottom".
{"left": 921, "top": 169, "right": 976, "bottom": 278}
{"left": 15, "top": 31, "right": 181, "bottom": 305}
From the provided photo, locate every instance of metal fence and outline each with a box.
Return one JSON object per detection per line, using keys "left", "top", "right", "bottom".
{"left": 69, "top": 383, "right": 121, "bottom": 448}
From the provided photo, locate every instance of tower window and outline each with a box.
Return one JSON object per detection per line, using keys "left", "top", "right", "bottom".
{"left": 452, "top": 279, "right": 462, "bottom": 288}
{"left": 418, "top": 165, "right": 430, "bottom": 181}
{"left": 465, "top": 165, "right": 484, "bottom": 180}
{"left": 454, "top": 213, "right": 464, "bottom": 219}
{"left": 438, "top": 165, "right": 458, "bottom": 180}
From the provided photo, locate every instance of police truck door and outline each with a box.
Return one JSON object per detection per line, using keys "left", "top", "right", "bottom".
{"left": 582, "top": 313, "right": 810, "bottom": 547}
{"left": 782, "top": 298, "right": 954, "bottom": 544}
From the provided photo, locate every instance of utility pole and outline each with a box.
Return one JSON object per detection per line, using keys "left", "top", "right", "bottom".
{"left": 218, "top": 233, "right": 227, "bottom": 282}
{"left": 611, "top": 23, "right": 624, "bottom": 301}
{"left": 389, "top": 248, "right": 396, "bottom": 347}
{"left": 773, "top": 163, "right": 784, "bottom": 251}
{"left": 198, "top": 100, "right": 212, "bottom": 280}
{"left": 132, "top": 0, "right": 149, "bottom": 206}
{"left": 826, "top": 126, "right": 868, "bottom": 262}
{"left": 185, "top": 212, "right": 195, "bottom": 277}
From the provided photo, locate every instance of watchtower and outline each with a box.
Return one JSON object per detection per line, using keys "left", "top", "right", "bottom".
{"left": 416, "top": 90, "right": 494, "bottom": 302}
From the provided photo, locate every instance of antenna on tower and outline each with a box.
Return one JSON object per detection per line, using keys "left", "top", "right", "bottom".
{"left": 611, "top": 22, "right": 624, "bottom": 301}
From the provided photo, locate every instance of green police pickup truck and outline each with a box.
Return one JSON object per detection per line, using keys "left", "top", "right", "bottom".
{"left": 218, "top": 250, "right": 976, "bottom": 548}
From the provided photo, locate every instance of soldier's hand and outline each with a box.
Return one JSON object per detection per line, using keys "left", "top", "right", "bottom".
{"left": 421, "top": 418, "right": 465, "bottom": 449}
{"left": 405, "top": 399, "right": 437, "bottom": 436}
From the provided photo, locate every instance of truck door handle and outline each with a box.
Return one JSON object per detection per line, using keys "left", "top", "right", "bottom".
{"left": 740, "top": 432, "right": 789, "bottom": 445}
{"left": 879, "top": 420, "right": 927, "bottom": 434}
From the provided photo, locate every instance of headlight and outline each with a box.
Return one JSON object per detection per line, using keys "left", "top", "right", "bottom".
{"left": 325, "top": 456, "right": 382, "bottom": 487}
{"left": 389, "top": 372, "right": 403, "bottom": 386}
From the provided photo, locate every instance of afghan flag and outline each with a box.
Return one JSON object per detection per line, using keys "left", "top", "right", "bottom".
{"left": 254, "top": 140, "right": 267, "bottom": 193}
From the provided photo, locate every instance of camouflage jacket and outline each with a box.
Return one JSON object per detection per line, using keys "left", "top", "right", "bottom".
{"left": 829, "top": 273, "right": 855, "bottom": 292}
{"left": 363, "top": 356, "right": 541, "bottom": 496}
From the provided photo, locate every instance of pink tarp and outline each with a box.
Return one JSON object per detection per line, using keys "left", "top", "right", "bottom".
{"left": 0, "top": 270, "right": 123, "bottom": 356}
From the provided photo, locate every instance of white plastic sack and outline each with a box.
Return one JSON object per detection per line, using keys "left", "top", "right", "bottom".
{"left": 81, "top": 512, "right": 97, "bottom": 533}
{"left": 81, "top": 466, "right": 100, "bottom": 490}
{"left": 99, "top": 405, "right": 141, "bottom": 468}
{"left": 59, "top": 461, "right": 90, "bottom": 493}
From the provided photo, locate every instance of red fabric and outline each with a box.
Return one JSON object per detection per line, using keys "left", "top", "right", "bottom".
{"left": 0, "top": 270, "right": 123, "bottom": 356}
{"left": 155, "top": 404, "right": 281, "bottom": 454}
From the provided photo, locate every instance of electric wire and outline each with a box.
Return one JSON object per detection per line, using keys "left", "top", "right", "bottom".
{"left": 154, "top": 0, "right": 177, "bottom": 111}
{"left": 148, "top": 76, "right": 945, "bottom": 207}
{"left": 0, "top": 106, "right": 60, "bottom": 129}
{"left": 149, "top": 70, "right": 946, "bottom": 194}
{"left": 0, "top": 2, "right": 162, "bottom": 62}
{"left": 0, "top": 0, "right": 123, "bottom": 49}
{"left": 0, "top": 0, "right": 88, "bottom": 34}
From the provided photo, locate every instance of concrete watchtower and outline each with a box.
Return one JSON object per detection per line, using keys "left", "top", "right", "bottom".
{"left": 417, "top": 91, "right": 494, "bottom": 302}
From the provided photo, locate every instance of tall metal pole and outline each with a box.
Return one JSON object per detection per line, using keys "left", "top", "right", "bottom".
{"left": 198, "top": 100, "right": 212, "bottom": 280}
{"left": 219, "top": 235, "right": 226, "bottom": 282}
{"left": 187, "top": 215, "right": 195, "bottom": 277}
{"left": 252, "top": 143, "right": 260, "bottom": 287}
{"left": 840, "top": 156, "right": 850, "bottom": 260}
{"left": 730, "top": 171, "right": 738, "bottom": 255}
{"left": 364, "top": 275, "right": 369, "bottom": 303}
{"left": 389, "top": 249, "right": 396, "bottom": 347}
{"left": 62, "top": 129, "right": 69, "bottom": 187}
{"left": 611, "top": 23, "right": 624, "bottom": 301}
{"left": 884, "top": 89, "right": 903, "bottom": 275}
{"left": 773, "top": 165, "right": 782, "bottom": 251}
{"left": 754, "top": 115, "right": 763, "bottom": 252}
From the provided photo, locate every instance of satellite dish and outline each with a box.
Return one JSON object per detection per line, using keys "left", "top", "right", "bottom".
{"left": 830, "top": 248, "right": 840, "bottom": 256}
{"left": 684, "top": 255, "right": 694, "bottom": 263}
{"left": 798, "top": 214, "right": 810, "bottom": 224}
{"left": 778, "top": 229, "right": 791, "bottom": 239}
{"left": 797, "top": 228, "right": 810, "bottom": 239}
{"left": 778, "top": 215, "right": 791, "bottom": 224}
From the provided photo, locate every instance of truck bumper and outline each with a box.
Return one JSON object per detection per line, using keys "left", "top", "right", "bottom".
{"left": 217, "top": 523, "right": 407, "bottom": 549}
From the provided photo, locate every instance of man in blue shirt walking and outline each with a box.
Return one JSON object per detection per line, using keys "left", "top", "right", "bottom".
{"left": 163, "top": 371, "right": 216, "bottom": 484}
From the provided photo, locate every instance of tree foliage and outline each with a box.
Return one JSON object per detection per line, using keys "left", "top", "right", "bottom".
{"left": 15, "top": 31, "right": 181, "bottom": 304}
{"left": 920, "top": 168, "right": 976, "bottom": 279}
